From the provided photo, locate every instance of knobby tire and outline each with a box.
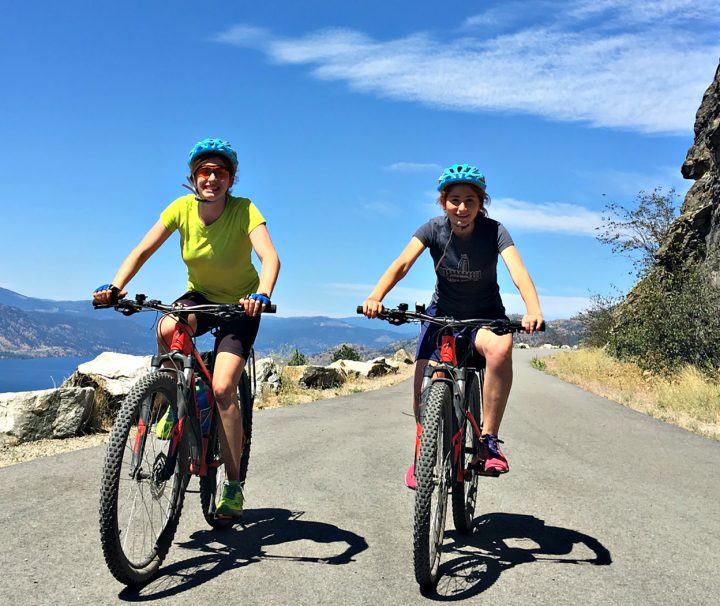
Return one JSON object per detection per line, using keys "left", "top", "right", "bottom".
{"left": 413, "top": 381, "right": 452, "bottom": 590}
{"left": 99, "top": 372, "right": 189, "bottom": 586}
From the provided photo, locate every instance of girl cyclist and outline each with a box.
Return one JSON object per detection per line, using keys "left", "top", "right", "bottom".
{"left": 362, "top": 164, "right": 543, "bottom": 487}
{"left": 93, "top": 138, "right": 280, "bottom": 517}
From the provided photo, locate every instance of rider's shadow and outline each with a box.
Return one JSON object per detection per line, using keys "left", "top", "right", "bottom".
{"left": 430, "top": 512, "right": 612, "bottom": 600}
{"left": 119, "top": 508, "right": 368, "bottom": 601}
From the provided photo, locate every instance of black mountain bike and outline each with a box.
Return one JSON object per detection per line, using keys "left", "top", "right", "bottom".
{"left": 93, "top": 294, "right": 274, "bottom": 586}
{"left": 359, "top": 303, "right": 539, "bottom": 589}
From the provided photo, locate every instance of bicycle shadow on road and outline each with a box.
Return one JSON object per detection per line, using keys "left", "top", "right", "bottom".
{"left": 118, "top": 507, "right": 368, "bottom": 602}
{"left": 429, "top": 512, "right": 612, "bottom": 601}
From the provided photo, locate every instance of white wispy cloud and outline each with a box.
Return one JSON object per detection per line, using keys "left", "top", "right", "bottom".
{"left": 490, "top": 198, "right": 604, "bottom": 236}
{"left": 216, "top": 3, "right": 720, "bottom": 134}
{"left": 385, "top": 162, "right": 442, "bottom": 173}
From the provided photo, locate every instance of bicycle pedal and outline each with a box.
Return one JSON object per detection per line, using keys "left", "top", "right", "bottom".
{"left": 477, "top": 468, "right": 501, "bottom": 478}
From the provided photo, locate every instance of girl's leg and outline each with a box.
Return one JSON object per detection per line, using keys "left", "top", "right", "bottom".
{"left": 212, "top": 351, "right": 246, "bottom": 481}
{"left": 473, "top": 329, "right": 513, "bottom": 436}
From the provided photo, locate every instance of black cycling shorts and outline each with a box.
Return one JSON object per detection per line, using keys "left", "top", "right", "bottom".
{"left": 172, "top": 290, "right": 260, "bottom": 360}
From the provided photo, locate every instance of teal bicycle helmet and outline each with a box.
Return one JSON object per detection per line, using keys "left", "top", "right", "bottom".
{"left": 188, "top": 138, "right": 238, "bottom": 172}
{"left": 437, "top": 164, "right": 486, "bottom": 191}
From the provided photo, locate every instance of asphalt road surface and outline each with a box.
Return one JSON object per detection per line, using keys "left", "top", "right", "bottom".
{"left": 1, "top": 350, "right": 718, "bottom": 605}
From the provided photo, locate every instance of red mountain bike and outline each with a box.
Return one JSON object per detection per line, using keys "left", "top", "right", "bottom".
{"left": 359, "top": 303, "right": 538, "bottom": 590}
{"left": 93, "top": 294, "right": 275, "bottom": 586}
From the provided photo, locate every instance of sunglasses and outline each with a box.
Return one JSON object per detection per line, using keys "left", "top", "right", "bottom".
{"left": 194, "top": 166, "right": 231, "bottom": 180}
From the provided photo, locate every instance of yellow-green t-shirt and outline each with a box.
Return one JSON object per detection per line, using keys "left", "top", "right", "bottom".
{"left": 160, "top": 194, "right": 266, "bottom": 303}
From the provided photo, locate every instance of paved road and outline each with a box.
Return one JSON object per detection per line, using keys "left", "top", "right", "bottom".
{"left": 1, "top": 350, "right": 718, "bottom": 605}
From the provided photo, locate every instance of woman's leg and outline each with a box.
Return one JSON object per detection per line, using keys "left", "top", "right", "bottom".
{"left": 473, "top": 329, "right": 513, "bottom": 436}
{"left": 212, "top": 351, "right": 246, "bottom": 481}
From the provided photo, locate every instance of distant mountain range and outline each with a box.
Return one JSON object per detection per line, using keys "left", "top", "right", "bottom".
{"left": 0, "top": 288, "right": 417, "bottom": 359}
{"left": 0, "top": 288, "right": 584, "bottom": 359}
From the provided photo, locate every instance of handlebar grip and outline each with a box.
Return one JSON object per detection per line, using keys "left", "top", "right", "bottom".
{"left": 92, "top": 303, "right": 113, "bottom": 310}
{"left": 356, "top": 306, "right": 364, "bottom": 314}
{"left": 265, "top": 304, "right": 277, "bottom": 314}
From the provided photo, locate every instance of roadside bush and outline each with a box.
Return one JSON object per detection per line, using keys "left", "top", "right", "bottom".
{"left": 331, "top": 344, "right": 361, "bottom": 362}
{"left": 608, "top": 265, "right": 720, "bottom": 374}
{"left": 575, "top": 292, "right": 623, "bottom": 348}
{"left": 287, "top": 349, "right": 307, "bottom": 366}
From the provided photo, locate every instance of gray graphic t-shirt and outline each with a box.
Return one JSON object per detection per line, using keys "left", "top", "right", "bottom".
{"left": 414, "top": 216, "right": 514, "bottom": 318}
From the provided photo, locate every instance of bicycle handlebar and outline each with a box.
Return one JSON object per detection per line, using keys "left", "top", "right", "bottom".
{"left": 356, "top": 304, "right": 544, "bottom": 333}
{"left": 94, "top": 294, "right": 277, "bottom": 317}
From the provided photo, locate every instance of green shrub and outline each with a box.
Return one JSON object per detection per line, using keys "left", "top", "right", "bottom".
{"left": 608, "top": 265, "right": 720, "bottom": 374}
{"left": 575, "top": 292, "right": 623, "bottom": 348}
{"left": 287, "top": 349, "right": 307, "bottom": 366}
{"left": 331, "top": 344, "right": 361, "bottom": 362}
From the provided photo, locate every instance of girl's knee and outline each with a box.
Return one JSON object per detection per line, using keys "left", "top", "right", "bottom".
{"left": 484, "top": 341, "right": 513, "bottom": 367}
{"left": 212, "top": 380, "right": 236, "bottom": 406}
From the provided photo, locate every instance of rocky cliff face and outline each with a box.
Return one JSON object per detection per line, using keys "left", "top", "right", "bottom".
{"left": 656, "top": 62, "right": 720, "bottom": 279}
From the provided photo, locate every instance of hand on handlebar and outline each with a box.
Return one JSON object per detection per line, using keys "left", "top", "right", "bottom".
{"left": 522, "top": 313, "right": 545, "bottom": 333}
{"left": 240, "top": 293, "right": 271, "bottom": 317}
{"left": 362, "top": 298, "right": 384, "bottom": 319}
{"left": 92, "top": 283, "right": 126, "bottom": 307}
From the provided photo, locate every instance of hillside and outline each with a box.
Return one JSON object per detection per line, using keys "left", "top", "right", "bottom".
{"left": 0, "top": 288, "right": 584, "bottom": 359}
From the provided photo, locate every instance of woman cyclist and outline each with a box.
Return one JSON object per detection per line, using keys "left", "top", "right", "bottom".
{"left": 362, "top": 164, "right": 543, "bottom": 487}
{"left": 93, "top": 138, "right": 280, "bottom": 517}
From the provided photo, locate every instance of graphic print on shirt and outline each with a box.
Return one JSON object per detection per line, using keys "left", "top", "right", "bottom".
{"left": 437, "top": 253, "right": 483, "bottom": 283}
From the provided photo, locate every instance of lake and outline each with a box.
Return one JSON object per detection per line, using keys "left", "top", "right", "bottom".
{"left": 0, "top": 356, "right": 91, "bottom": 393}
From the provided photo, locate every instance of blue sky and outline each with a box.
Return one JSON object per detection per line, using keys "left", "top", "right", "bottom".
{"left": 2, "top": 1, "right": 719, "bottom": 319}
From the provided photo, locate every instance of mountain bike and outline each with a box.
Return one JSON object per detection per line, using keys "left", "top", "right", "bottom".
{"left": 358, "top": 303, "right": 538, "bottom": 590}
{"left": 93, "top": 294, "right": 275, "bottom": 586}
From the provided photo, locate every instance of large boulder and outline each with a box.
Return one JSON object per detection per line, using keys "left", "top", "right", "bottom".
{"left": 299, "top": 366, "right": 346, "bottom": 389}
{"left": 328, "top": 358, "right": 398, "bottom": 378}
{"left": 66, "top": 352, "right": 152, "bottom": 396}
{"left": 391, "top": 348, "right": 414, "bottom": 365}
{"left": 0, "top": 387, "right": 95, "bottom": 445}
{"left": 255, "top": 357, "right": 281, "bottom": 393}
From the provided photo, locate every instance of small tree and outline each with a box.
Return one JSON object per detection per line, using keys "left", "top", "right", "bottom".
{"left": 596, "top": 188, "right": 678, "bottom": 279}
{"left": 332, "top": 344, "right": 361, "bottom": 362}
{"left": 287, "top": 349, "right": 307, "bottom": 366}
{"left": 575, "top": 291, "right": 623, "bottom": 348}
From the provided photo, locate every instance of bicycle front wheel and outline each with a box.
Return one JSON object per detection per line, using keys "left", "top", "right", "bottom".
{"left": 413, "top": 381, "right": 453, "bottom": 589}
{"left": 452, "top": 370, "right": 482, "bottom": 534}
{"left": 200, "top": 370, "right": 253, "bottom": 529}
{"left": 99, "top": 372, "right": 189, "bottom": 586}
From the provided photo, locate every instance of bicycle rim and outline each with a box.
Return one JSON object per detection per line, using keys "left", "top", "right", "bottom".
{"left": 414, "top": 381, "right": 452, "bottom": 589}
{"left": 99, "top": 372, "right": 188, "bottom": 586}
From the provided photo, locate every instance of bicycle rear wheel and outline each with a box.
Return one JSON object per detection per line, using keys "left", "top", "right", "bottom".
{"left": 452, "top": 370, "right": 482, "bottom": 534}
{"left": 200, "top": 370, "right": 253, "bottom": 528}
{"left": 413, "top": 381, "right": 452, "bottom": 589}
{"left": 99, "top": 372, "right": 189, "bottom": 586}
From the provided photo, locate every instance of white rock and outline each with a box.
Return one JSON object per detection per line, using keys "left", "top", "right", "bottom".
{"left": 74, "top": 352, "right": 152, "bottom": 396}
{"left": 0, "top": 387, "right": 95, "bottom": 444}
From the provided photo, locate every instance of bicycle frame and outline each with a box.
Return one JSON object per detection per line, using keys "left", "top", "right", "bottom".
{"left": 420, "top": 331, "right": 484, "bottom": 483}
{"left": 133, "top": 318, "right": 219, "bottom": 482}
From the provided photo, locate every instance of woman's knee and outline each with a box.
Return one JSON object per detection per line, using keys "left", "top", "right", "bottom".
{"left": 480, "top": 338, "right": 513, "bottom": 368}
{"left": 212, "top": 379, "right": 236, "bottom": 407}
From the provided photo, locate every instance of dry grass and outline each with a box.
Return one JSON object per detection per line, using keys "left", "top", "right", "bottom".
{"left": 542, "top": 348, "right": 720, "bottom": 440}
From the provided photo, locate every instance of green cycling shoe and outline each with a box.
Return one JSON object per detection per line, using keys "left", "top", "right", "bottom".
{"left": 216, "top": 480, "right": 244, "bottom": 518}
